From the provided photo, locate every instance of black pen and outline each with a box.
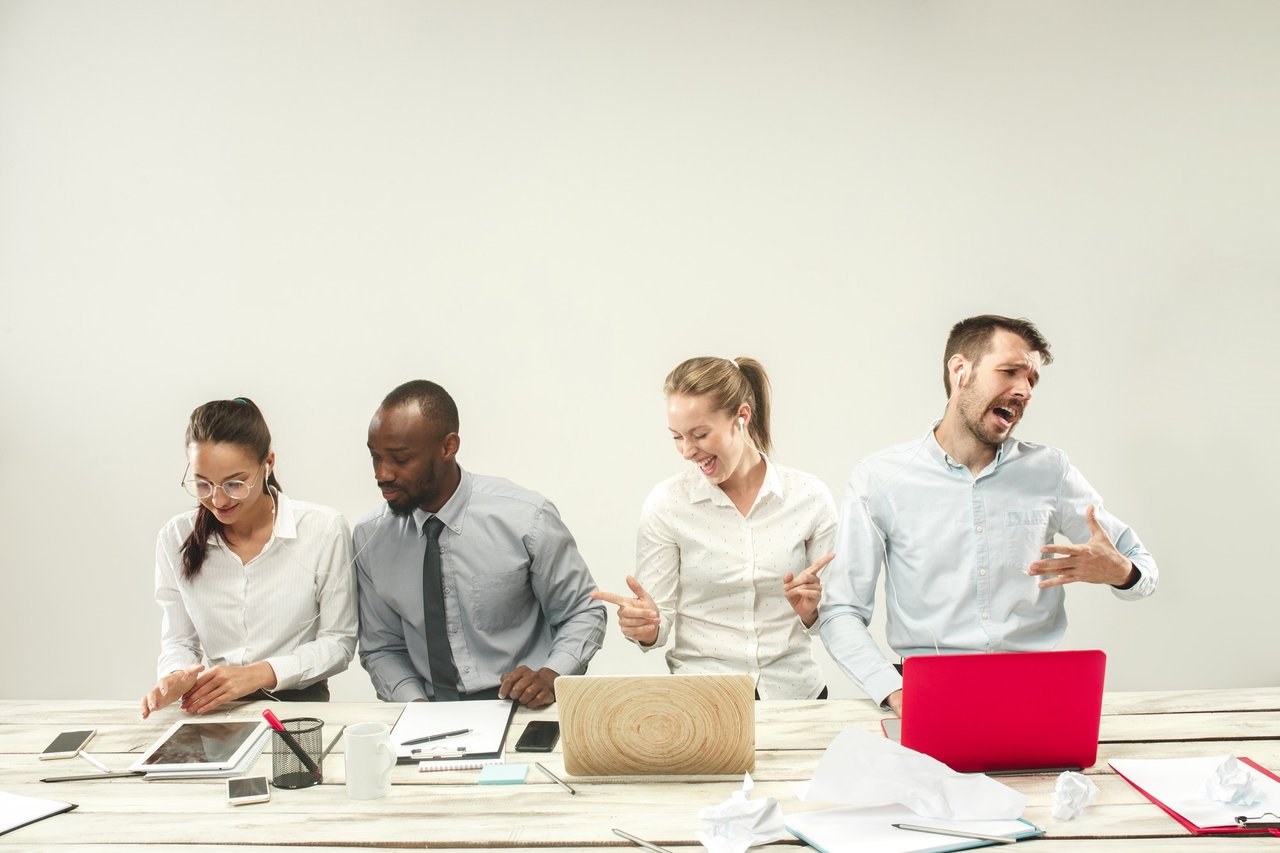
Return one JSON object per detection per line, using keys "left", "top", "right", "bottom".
{"left": 401, "top": 728, "right": 471, "bottom": 746}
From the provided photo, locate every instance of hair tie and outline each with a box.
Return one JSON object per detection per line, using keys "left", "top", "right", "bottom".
{"left": 233, "top": 397, "right": 249, "bottom": 405}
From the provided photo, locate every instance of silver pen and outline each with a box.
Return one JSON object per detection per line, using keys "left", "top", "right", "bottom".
{"left": 612, "top": 828, "right": 675, "bottom": 853}
{"left": 534, "top": 762, "right": 576, "bottom": 795}
{"left": 893, "top": 822, "right": 1018, "bottom": 844}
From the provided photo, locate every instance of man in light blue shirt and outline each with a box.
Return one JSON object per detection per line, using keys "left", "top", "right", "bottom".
{"left": 819, "top": 315, "right": 1158, "bottom": 715}
{"left": 356, "top": 380, "right": 606, "bottom": 706}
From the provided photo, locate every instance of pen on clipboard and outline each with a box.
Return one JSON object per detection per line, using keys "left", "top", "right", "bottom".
{"left": 893, "top": 823, "right": 1018, "bottom": 844}
{"left": 612, "top": 828, "right": 674, "bottom": 853}
{"left": 534, "top": 762, "right": 576, "bottom": 794}
{"left": 401, "top": 728, "right": 472, "bottom": 746}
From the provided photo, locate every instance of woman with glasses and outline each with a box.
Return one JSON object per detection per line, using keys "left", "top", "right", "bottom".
{"left": 140, "top": 397, "right": 357, "bottom": 718}
{"left": 592, "top": 357, "right": 837, "bottom": 699}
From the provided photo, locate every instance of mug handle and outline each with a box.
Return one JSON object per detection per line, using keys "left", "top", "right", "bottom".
{"left": 377, "top": 740, "right": 396, "bottom": 775}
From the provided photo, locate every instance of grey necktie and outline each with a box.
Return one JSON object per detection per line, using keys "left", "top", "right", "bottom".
{"left": 421, "top": 516, "right": 460, "bottom": 700}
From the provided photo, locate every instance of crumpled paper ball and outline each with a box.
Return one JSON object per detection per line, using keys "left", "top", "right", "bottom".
{"left": 1050, "top": 771, "right": 1099, "bottom": 820}
{"left": 696, "top": 773, "right": 790, "bottom": 853}
{"left": 1205, "top": 756, "right": 1265, "bottom": 807}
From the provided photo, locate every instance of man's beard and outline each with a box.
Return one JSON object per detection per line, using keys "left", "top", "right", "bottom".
{"left": 957, "top": 387, "right": 1023, "bottom": 448}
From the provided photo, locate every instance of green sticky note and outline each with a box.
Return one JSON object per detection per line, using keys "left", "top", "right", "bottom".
{"left": 478, "top": 764, "right": 528, "bottom": 785}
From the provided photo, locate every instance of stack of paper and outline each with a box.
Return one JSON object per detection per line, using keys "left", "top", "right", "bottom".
{"left": 787, "top": 804, "right": 1041, "bottom": 853}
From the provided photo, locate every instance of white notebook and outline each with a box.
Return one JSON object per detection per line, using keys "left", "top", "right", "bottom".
{"left": 787, "top": 804, "right": 1042, "bottom": 853}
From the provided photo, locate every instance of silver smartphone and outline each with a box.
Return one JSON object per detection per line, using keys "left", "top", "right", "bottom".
{"left": 40, "top": 729, "right": 96, "bottom": 760}
{"left": 227, "top": 775, "right": 271, "bottom": 806}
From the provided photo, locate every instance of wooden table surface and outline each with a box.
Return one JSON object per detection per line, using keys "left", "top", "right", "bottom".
{"left": 1, "top": 687, "right": 1278, "bottom": 850}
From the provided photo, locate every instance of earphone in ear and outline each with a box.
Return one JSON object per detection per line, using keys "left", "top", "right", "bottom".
{"left": 738, "top": 417, "right": 746, "bottom": 428}
{"left": 957, "top": 368, "right": 967, "bottom": 387}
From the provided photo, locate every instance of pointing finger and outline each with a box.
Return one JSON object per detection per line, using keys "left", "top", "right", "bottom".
{"left": 799, "top": 553, "right": 836, "bottom": 578}
{"left": 590, "top": 590, "right": 634, "bottom": 608}
{"left": 624, "top": 575, "right": 652, "bottom": 602}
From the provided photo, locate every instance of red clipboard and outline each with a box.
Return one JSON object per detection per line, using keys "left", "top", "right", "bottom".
{"left": 1111, "top": 757, "right": 1280, "bottom": 837}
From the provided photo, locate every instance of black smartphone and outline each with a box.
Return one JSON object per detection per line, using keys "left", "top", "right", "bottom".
{"left": 514, "top": 720, "right": 559, "bottom": 752}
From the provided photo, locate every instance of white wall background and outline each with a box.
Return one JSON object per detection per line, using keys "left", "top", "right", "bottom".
{"left": 2, "top": 1, "right": 1277, "bottom": 702}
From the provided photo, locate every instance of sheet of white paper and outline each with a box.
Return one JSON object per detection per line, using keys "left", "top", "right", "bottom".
{"left": 799, "top": 727, "right": 1026, "bottom": 820}
{"left": 1109, "top": 756, "right": 1280, "bottom": 829}
{"left": 389, "top": 699, "right": 514, "bottom": 760}
{"left": 0, "top": 791, "right": 75, "bottom": 835}
{"left": 787, "top": 804, "right": 1038, "bottom": 853}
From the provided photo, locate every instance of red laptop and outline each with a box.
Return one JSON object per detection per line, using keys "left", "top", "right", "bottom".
{"left": 881, "top": 649, "right": 1107, "bottom": 773}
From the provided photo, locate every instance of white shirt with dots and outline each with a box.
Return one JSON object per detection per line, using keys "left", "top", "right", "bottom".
{"left": 635, "top": 460, "right": 837, "bottom": 699}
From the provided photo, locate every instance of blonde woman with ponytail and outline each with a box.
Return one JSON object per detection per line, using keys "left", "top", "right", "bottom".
{"left": 593, "top": 358, "right": 836, "bottom": 699}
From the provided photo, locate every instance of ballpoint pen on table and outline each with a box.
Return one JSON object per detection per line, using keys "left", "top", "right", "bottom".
{"left": 612, "top": 828, "right": 674, "bottom": 853}
{"left": 893, "top": 823, "right": 1018, "bottom": 844}
{"left": 534, "top": 762, "right": 576, "bottom": 795}
{"left": 401, "top": 728, "right": 472, "bottom": 746}
{"left": 319, "top": 726, "right": 346, "bottom": 763}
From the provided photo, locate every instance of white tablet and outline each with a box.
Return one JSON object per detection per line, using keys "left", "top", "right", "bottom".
{"left": 130, "top": 720, "right": 270, "bottom": 773}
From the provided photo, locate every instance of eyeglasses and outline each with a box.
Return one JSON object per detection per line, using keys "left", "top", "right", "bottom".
{"left": 180, "top": 464, "right": 264, "bottom": 501}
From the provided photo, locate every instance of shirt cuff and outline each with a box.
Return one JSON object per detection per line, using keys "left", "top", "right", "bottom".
{"left": 864, "top": 668, "right": 905, "bottom": 710}
{"left": 264, "top": 656, "right": 298, "bottom": 692}
{"left": 545, "top": 649, "right": 588, "bottom": 678}
{"left": 389, "top": 677, "right": 429, "bottom": 703}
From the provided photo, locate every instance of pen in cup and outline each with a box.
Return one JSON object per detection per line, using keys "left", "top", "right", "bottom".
{"left": 401, "top": 728, "right": 471, "bottom": 746}
{"left": 262, "top": 709, "right": 322, "bottom": 779}
{"left": 534, "top": 762, "right": 576, "bottom": 795}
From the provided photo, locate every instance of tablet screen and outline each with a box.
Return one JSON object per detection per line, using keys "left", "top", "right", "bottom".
{"left": 139, "top": 721, "right": 264, "bottom": 768}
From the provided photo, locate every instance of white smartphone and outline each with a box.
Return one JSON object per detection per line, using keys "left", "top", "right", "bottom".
{"left": 226, "top": 775, "right": 271, "bottom": 806}
{"left": 39, "top": 729, "right": 96, "bottom": 760}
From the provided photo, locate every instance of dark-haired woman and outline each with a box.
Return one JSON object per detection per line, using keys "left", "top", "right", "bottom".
{"left": 140, "top": 398, "right": 356, "bottom": 718}
{"left": 592, "top": 357, "right": 837, "bottom": 699}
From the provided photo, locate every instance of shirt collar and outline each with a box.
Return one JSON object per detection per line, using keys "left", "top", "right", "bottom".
{"left": 926, "top": 421, "right": 1013, "bottom": 473}
{"left": 688, "top": 456, "right": 782, "bottom": 508}
{"left": 413, "top": 466, "right": 472, "bottom": 537}
{"left": 271, "top": 490, "right": 299, "bottom": 539}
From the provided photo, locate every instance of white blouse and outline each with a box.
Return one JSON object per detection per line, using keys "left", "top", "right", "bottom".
{"left": 153, "top": 491, "right": 357, "bottom": 691}
{"left": 635, "top": 460, "right": 837, "bottom": 699}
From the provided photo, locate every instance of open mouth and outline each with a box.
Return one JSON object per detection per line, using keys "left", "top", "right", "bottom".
{"left": 991, "top": 402, "right": 1022, "bottom": 429}
{"left": 696, "top": 457, "right": 717, "bottom": 476}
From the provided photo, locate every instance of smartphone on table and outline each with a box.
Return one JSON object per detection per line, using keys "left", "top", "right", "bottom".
{"left": 514, "top": 720, "right": 559, "bottom": 752}
{"left": 40, "top": 730, "right": 96, "bottom": 760}
{"left": 227, "top": 776, "right": 271, "bottom": 805}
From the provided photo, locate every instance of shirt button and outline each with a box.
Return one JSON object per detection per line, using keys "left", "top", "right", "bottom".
{"left": 981, "top": 612, "right": 989, "bottom": 620}
{"left": 443, "top": 587, "right": 450, "bottom": 596}
{"left": 463, "top": 666, "right": 471, "bottom": 674}
{"left": 449, "top": 626, "right": 458, "bottom": 634}
{"left": 979, "top": 569, "right": 987, "bottom": 576}
{"left": 976, "top": 525, "right": 984, "bottom": 533}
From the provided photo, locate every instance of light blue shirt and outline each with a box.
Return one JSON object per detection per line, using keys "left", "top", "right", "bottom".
{"left": 355, "top": 468, "right": 607, "bottom": 702}
{"left": 819, "top": 427, "right": 1158, "bottom": 707}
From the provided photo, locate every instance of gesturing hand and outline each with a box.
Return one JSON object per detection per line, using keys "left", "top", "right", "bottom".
{"left": 783, "top": 553, "right": 835, "bottom": 628}
{"left": 180, "top": 661, "right": 276, "bottom": 715}
{"left": 140, "top": 663, "right": 205, "bottom": 719}
{"left": 1028, "top": 505, "right": 1135, "bottom": 589}
{"left": 499, "top": 666, "right": 558, "bottom": 708}
{"left": 590, "top": 576, "right": 661, "bottom": 646}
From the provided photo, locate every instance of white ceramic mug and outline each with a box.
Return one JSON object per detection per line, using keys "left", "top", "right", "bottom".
{"left": 344, "top": 722, "right": 396, "bottom": 800}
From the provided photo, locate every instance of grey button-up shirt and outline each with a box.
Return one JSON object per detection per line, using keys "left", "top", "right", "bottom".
{"left": 355, "top": 468, "right": 606, "bottom": 702}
